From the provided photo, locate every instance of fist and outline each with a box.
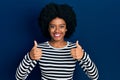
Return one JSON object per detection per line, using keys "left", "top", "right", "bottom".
{"left": 71, "top": 41, "right": 84, "bottom": 60}
{"left": 29, "top": 40, "right": 42, "bottom": 60}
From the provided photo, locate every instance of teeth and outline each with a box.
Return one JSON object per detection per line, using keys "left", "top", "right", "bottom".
{"left": 55, "top": 34, "right": 60, "bottom": 37}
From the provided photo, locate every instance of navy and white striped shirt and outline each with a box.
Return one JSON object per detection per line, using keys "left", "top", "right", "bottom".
{"left": 16, "top": 41, "right": 99, "bottom": 80}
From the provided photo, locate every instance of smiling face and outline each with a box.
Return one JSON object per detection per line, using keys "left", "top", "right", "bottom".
{"left": 48, "top": 17, "right": 67, "bottom": 41}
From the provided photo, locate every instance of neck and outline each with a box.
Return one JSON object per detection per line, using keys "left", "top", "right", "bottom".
{"left": 48, "top": 39, "right": 67, "bottom": 48}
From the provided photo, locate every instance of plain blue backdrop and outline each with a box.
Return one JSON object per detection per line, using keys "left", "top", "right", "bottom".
{"left": 0, "top": 0, "right": 120, "bottom": 80}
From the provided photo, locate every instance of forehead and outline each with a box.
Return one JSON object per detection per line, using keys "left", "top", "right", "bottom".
{"left": 49, "top": 17, "right": 66, "bottom": 25}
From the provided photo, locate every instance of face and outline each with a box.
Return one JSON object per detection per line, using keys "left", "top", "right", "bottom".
{"left": 48, "top": 17, "right": 67, "bottom": 41}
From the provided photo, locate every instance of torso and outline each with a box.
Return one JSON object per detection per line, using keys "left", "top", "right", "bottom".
{"left": 37, "top": 41, "right": 77, "bottom": 80}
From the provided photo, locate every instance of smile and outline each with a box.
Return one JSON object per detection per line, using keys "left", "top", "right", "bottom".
{"left": 54, "top": 33, "right": 61, "bottom": 37}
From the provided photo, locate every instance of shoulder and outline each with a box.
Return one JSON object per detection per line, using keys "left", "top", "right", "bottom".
{"left": 37, "top": 41, "right": 49, "bottom": 48}
{"left": 67, "top": 41, "right": 76, "bottom": 48}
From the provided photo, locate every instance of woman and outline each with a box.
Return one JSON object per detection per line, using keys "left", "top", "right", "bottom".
{"left": 16, "top": 3, "right": 99, "bottom": 80}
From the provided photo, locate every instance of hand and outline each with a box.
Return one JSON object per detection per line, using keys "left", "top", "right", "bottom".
{"left": 29, "top": 40, "right": 42, "bottom": 60}
{"left": 71, "top": 41, "right": 84, "bottom": 60}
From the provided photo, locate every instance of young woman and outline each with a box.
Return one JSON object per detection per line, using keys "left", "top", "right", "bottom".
{"left": 16, "top": 3, "right": 99, "bottom": 80}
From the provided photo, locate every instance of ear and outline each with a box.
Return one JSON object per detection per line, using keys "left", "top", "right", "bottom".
{"left": 65, "top": 28, "right": 67, "bottom": 32}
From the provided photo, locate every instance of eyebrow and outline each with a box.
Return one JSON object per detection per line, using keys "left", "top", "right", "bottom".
{"left": 49, "top": 24, "right": 66, "bottom": 25}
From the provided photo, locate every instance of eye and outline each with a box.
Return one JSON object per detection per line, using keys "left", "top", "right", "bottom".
{"left": 49, "top": 25, "right": 55, "bottom": 28}
{"left": 60, "top": 26, "right": 64, "bottom": 28}
{"left": 60, "top": 25, "right": 66, "bottom": 28}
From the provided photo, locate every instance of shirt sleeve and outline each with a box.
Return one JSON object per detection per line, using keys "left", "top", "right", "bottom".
{"left": 15, "top": 53, "right": 37, "bottom": 80}
{"left": 78, "top": 51, "right": 99, "bottom": 80}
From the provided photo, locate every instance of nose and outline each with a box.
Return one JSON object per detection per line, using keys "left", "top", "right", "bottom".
{"left": 55, "top": 27, "right": 59, "bottom": 32}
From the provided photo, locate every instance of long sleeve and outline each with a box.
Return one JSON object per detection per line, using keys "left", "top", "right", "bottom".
{"left": 78, "top": 51, "right": 99, "bottom": 80}
{"left": 15, "top": 53, "right": 37, "bottom": 80}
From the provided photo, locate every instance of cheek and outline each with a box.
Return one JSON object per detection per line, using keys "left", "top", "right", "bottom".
{"left": 63, "top": 29, "right": 67, "bottom": 33}
{"left": 48, "top": 28, "right": 52, "bottom": 33}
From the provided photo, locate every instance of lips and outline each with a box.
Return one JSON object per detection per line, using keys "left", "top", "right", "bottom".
{"left": 54, "top": 33, "right": 61, "bottom": 37}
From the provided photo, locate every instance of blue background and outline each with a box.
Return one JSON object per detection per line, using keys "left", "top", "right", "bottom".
{"left": 0, "top": 0, "right": 120, "bottom": 80}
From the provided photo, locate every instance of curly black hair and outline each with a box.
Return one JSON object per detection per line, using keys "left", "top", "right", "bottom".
{"left": 38, "top": 3, "right": 76, "bottom": 38}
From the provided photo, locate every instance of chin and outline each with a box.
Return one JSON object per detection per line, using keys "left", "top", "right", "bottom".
{"left": 52, "top": 37, "right": 63, "bottom": 41}
{"left": 53, "top": 39, "right": 61, "bottom": 41}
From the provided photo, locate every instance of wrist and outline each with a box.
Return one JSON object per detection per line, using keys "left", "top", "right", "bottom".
{"left": 77, "top": 52, "right": 84, "bottom": 61}
{"left": 25, "top": 52, "right": 33, "bottom": 62}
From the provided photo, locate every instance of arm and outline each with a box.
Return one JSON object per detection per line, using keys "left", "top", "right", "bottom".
{"left": 15, "top": 40, "right": 42, "bottom": 80}
{"left": 71, "top": 41, "right": 99, "bottom": 80}
{"left": 78, "top": 51, "right": 99, "bottom": 80}
{"left": 15, "top": 53, "right": 37, "bottom": 80}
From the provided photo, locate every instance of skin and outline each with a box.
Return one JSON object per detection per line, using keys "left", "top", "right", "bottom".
{"left": 48, "top": 17, "right": 67, "bottom": 48}
{"left": 30, "top": 17, "right": 84, "bottom": 60}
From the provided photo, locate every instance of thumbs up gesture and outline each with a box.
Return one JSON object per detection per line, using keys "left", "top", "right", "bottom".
{"left": 29, "top": 40, "right": 42, "bottom": 60}
{"left": 71, "top": 41, "right": 84, "bottom": 60}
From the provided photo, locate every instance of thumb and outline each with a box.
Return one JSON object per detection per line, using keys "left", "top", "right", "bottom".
{"left": 76, "top": 40, "right": 82, "bottom": 48}
{"left": 76, "top": 40, "right": 81, "bottom": 48}
{"left": 76, "top": 40, "right": 79, "bottom": 47}
{"left": 33, "top": 40, "right": 38, "bottom": 48}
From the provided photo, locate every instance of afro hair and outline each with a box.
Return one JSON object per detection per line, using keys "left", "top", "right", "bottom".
{"left": 38, "top": 3, "right": 77, "bottom": 38}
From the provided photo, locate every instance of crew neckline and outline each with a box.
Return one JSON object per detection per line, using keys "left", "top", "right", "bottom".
{"left": 47, "top": 41, "right": 69, "bottom": 49}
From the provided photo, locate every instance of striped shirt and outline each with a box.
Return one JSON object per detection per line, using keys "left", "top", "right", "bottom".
{"left": 16, "top": 41, "right": 99, "bottom": 80}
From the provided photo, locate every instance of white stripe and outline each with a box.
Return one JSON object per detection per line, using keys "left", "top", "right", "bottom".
{"left": 42, "top": 48, "right": 70, "bottom": 52}
{"left": 45, "top": 73, "right": 72, "bottom": 77}
{"left": 21, "top": 61, "right": 29, "bottom": 69}
{"left": 87, "top": 62, "right": 94, "bottom": 70}
{"left": 16, "top": 71, "right": 23, "bottom": 80}
{"left": 42, "top": 51, "right": 70, "bottom": 55}
{"left": 41, "top": 56, "right": 74, "bottom": 60}
{"left": 42, "top": 70, "right": 73, "bottom": 74}
{"left": 18, "top": 65, "right": 26, "bottom": 74}
{"left": 42, "top": 74, "right": 73, "bottom": 80}
{"left": 17, "top": 68, "right": 25, "bottom": 77}
{"left": 40, "top": 66, "right": 75, "bottom": 71}
{"left": 23, "top": 59, "right": 30, "bottom": 66}
{"left": 39, "top": 62, "right": 75, "bottom": 67}
{"left": 42, "top": 54, "right": 72, "bottom": 58}
{"left": 40, "top": 59, "right": 76, "bottom": 63}
{"left": 20, "top": 63, "right": 27, "bottom": 72}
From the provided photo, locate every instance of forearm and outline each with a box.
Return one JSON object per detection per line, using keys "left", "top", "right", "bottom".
{"left": 15, "top": 53, "right": 37, "bottom": 80}
{"left": 78, "top": 52, "right": 99, "bottom": 80}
